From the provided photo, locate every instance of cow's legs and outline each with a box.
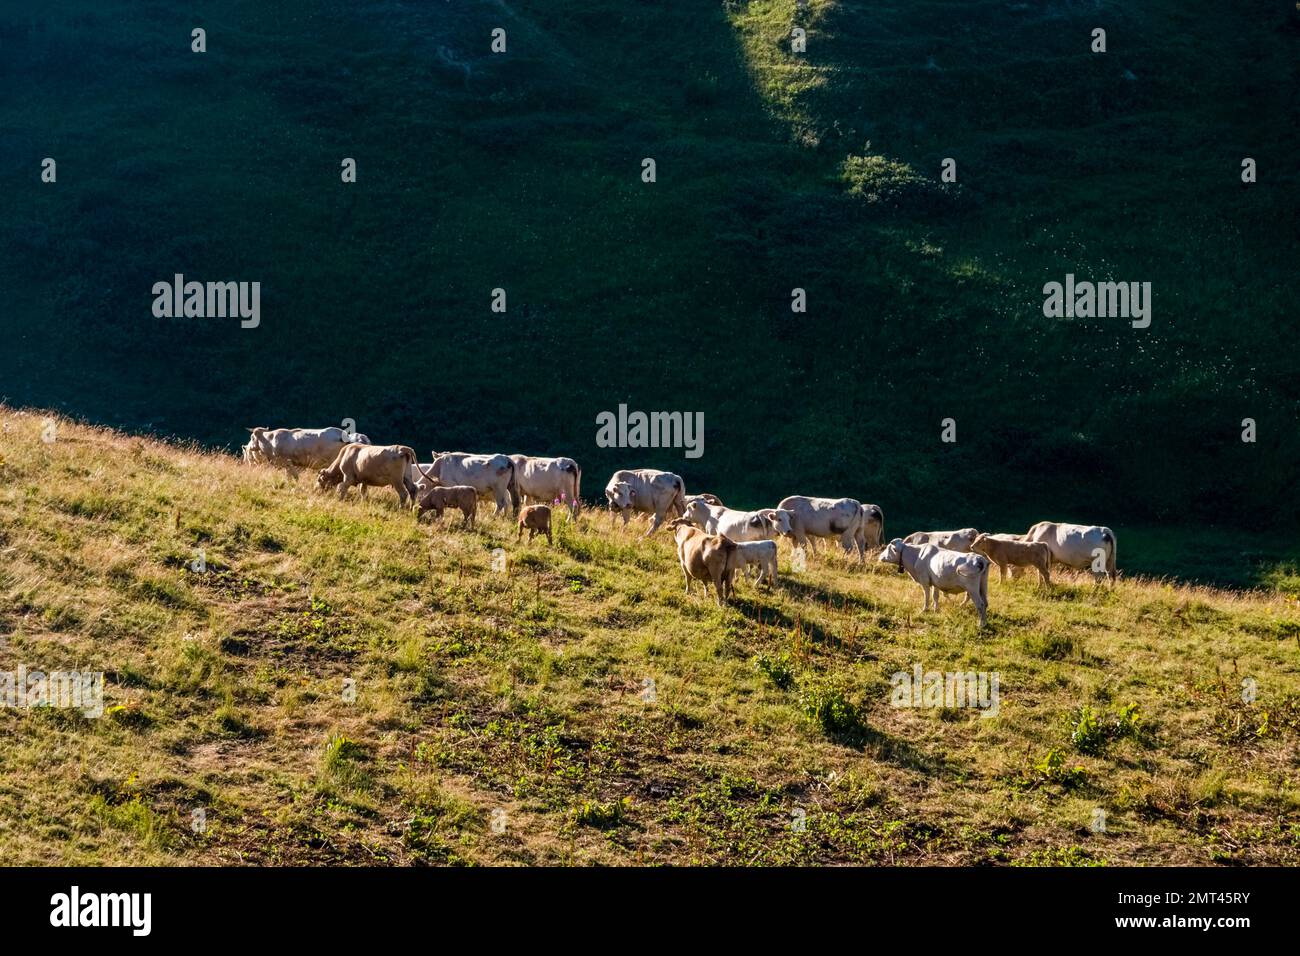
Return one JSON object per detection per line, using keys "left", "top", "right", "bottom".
{"left": 644, "top": 509, "right": 665, "bottom": 536}
{"left": 337, "top": 479, "right": 352, "bottom": 500}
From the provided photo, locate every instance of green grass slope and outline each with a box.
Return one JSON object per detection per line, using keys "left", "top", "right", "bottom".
{"left": 1, "top": 407, "right": 1298, "bottom": 865}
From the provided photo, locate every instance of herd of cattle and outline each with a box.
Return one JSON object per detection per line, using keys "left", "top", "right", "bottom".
{"left": 240, "top": 426, "right": 1119, "bottom": 627}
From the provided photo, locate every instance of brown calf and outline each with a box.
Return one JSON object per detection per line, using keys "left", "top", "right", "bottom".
{"left": 416, "top": 484, "right": 478, "bottom": 528}
{"left": 970, "top": 533, "right": 1052, "bottom": 585}
{"left": 517, "top": 504, "right": 553, "bottom": 544}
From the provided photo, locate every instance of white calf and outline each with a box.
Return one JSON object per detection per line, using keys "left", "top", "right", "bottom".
{"left": 731, "top": 539, "right": 778, "bottom": 586}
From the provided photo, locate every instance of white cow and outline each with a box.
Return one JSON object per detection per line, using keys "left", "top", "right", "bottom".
{"left": 605, "top": 469, "right": 686, "bottom": 535}
{"left": 903, "top": 528, "right": 979, "bottom": 553}
{"left": 1024, "top": 521, "right": 1117, "bottom": 584}
{"left": 878, "top": 538, "right": 990, "bottom": 627}
{"left": 860, "top": 504, "right": 885, "bottom": 550}
{"left": 777, "top": 496, "right": 867, "bottom": 562}
{"left": 732, "top": 539, "right": 778, "bottom": 586}
{"left": 419, "top": 452, "right": 520, "bottom": 515}
{"left": 680, "top": 497, "right": 793, "bottom": 542}
{"left": 509, "top": 455, "right": 582, "bottom": 517}
{"left": 243, "top": 426, "right": 371, "bottom": 478}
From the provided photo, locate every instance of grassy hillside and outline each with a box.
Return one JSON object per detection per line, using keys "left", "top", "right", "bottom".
{"left": 1, "top": 0, "right": 1296, "bottom": 533}
{"left": 2, "top": 407, "right": 1298, "bottom": 865}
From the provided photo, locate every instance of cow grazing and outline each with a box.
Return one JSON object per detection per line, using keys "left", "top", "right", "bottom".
{"left": 419, "top": 452, "right": 520, "bottom": 516}
{"left": 605, "top": 469, "right": 687, "bottom": 535}
{"left": 681, "top": 498, "right": 793, "bottom": 542}
{"left": 517, "top": 504, "right": 553, "bottom": 544}
{"left": 878, "top": 537, "right": 990, "bottom": 627}
{"left": 732, "top": 539, "right": 778, "bottom": 586}
{"left": 317, "top": 444, "right": 419, "bottom": 505}
{"left": 510, "top": 455, "right": 581, "bottom": 516}
{"left": 777, "top": 496, "right": 868, "bottom": 562}
{"left": 243, "top": 426, "right": 371, "bottom": 478}
{"left": 415, "top": 484, "right": 478, "bottom": 528}
{"left": 970, "top": 533, "right": 1052, "bottom": 584}
{"left": 903, "top": 528, "right": 979, "bottom": 553}
{"left": 668, "top": 518, "right": 739, "bottom": 604}
{"left": 1024, "top": 521, "right": 1117, "bottom": 584}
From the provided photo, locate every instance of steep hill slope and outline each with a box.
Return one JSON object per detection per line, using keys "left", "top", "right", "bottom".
{"left": 1, "top": 1, "right": 1296, "bottom": 534}
{"left": 1, "top": 407, "right": 1297, "bottom": 865}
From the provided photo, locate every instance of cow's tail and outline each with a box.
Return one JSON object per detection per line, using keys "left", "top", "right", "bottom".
{"left": 569, "top": 461, "right": 582, "bottom": 514}
{"left": 507, "top": 459, "right": 520, "bottom": 514}
{"left": 672, "top": 477, "right": 686, "bottom": 519}
{"left": 1103, "top": 528, "right": 1117, "bottom": 583}
{"left": 397, "top": 445, "right": 418, "bottom": 465}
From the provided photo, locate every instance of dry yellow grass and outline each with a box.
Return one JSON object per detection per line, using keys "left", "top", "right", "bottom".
{"left": 0, "top": 406, "right": 1297, "bottom": 865}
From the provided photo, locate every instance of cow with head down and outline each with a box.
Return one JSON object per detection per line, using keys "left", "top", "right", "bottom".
{"left": 243, "top": 426, "right": 371, "bottom": 478}
{"left": 417, "top": 452, "right": 520, "bottom": 516}
{"left": 604, "top": 468, "right": 686, "bottom": 536}
{"left": 777, "top": 496, "right": 870, "bottom": 562}
{"left": 680, "top": 497, "right": 793, "bottom": 542}
{"left": 317, "top": 444, "right": 419, "bottom": 505}
{"left": 1024, "top": 521, "right": 1117, "bottom": 584}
